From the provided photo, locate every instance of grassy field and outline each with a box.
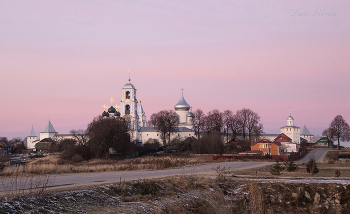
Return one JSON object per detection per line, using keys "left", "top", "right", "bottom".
{"left": 233, "top": 160, "right": 350, "bottom": 178}
{"left": 1, "top": 154, "right": 226, "bottom": 176}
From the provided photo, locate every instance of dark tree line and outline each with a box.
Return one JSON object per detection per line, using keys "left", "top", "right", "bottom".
{"left": 54, "top": 115, "right": 132, "bottom": 161}
{"left": 0, "top": 137, "right": 26, "bottom": 154}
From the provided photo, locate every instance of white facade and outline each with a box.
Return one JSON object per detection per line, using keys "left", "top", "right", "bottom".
{"left": 280, "top": 114, "right": 300, "bottom": 144}
{"left": 301, "top": 125, "right": 314, "bottom": 143}
{"left": 40, "top": 120, "right": 58, "bottom": 141}
{"left": 26, "top": 121, "right": 59, "bottom": 149}
{"left": 138, "top": 127, "right": 194, "bottom": 144}
{"left": 281, "top": 142, "right": 299, "bottom": 153}
{"left": 27, "top": 126, "right": 38, "bottom": 149}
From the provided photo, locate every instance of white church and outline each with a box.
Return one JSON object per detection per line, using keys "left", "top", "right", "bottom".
{"left": 101, "top": 76, "right": 195, "bottom": 144}
{"left": 261, "top": 113, "right": 314, "bottom": 144}
{"left": 26, "top": 75, "right": 196, "bottom": 149}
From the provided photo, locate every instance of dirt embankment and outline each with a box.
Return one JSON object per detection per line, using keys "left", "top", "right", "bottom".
{"left": 1, "top": 175, "right": 350, "bottom": 214}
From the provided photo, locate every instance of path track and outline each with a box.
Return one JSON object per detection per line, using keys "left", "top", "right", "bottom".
{"left": 298, "top": 148, "right": 329, "bottom": 163}
{"left": 0, "top": 161, "right": 273, "bottom": 195}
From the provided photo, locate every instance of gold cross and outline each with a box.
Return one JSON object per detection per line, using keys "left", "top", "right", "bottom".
{"left": 181, "top": 88, "right": 184, "bottom": 95}
{"left": 110, "top": 98, "right": 114, "bottom": 105}
{"left": 115, "top": 105, "right": 120, "bottom": 110}
{"left": 103, "top": 105, "right": 108, "bottom": 111}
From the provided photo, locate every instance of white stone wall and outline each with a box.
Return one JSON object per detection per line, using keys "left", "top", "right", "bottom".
{"left": 139, "top": 130, "right": 195, "bottom": 145}
{"left": 40, "top": 132, "right": 56, "bottom": 141}
{"left": 27, "top": 136, "right": 37, "bottom": 149}
{"left": 301, "top": 135, "right": 314, "bottom": 143}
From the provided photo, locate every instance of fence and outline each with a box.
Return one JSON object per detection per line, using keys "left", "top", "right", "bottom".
{"left": 213, "top": 151, "right": 301, "bottom": 161}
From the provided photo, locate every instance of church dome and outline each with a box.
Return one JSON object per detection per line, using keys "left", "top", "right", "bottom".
{"left": 287, "top": 115, "right": 294, "bottom": 120}
{"left": 174, "top": 96, "right": 190, "bottom": 111}
{"left": 108, "top": 106, "right": 116, "bottom": 113}
{"left": 173, "top": 112, "right": 179, "bottom": 117}
{"left": 115, "top": 111, "right": 121, "bottom": 117}
{"left": 102, "top": 111, "right": 108, "bottom": 117}
{"left": 123, "top": 83, "right": 135, "bottom": 89}
{"left": 187, "top": 112, "right": 195, "bottom": 117}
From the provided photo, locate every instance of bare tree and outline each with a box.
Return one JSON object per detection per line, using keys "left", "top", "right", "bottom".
{"left": 323, "top": 115, "right": 350, "bottom": 150}
{"left": 236, "top": 108, "right": 262, "bottom": 141}
{"left": 70, "top": 129, "right": 88, "bottom": 146}
{"left": 148, "top": 110, "right": 179, "bottom": 145}
{"left": 204, "top": 109, "right": 223, "bottom": 133}
{"left": 193, "top": 109, "right": 205, "bottom": 139}
{"left": 223, "top": 110, "right": 241, "bottom": 143}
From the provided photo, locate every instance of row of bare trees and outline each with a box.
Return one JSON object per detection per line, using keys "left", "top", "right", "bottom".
{"left": 193, "top": 108, "right": 263, "bottom": 143}
{"left": 148, "top": 110, "right": 179, "bottom": 145}
{"left": 147, "top": 108, "right": 263, "bottom": 146}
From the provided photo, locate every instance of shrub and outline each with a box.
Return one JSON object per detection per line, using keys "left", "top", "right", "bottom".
{"left": 335, "top": 169, "right": 341, "bottom": 177}
{"left": 71, "top": 154, "right": 84, "bottom": 163}
{"left": 284, "top": 160, "right": 298, "bottom": 172}
{"left": 270, "top": 160, "right": 285, "bottom": 175}
{"left": 306, "top": 158, "right": 319, "bottom": 174}
{"left": 0, "top": 155, "right": 10, "bottom": 171}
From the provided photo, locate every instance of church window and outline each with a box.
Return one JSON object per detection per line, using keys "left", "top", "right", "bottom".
{"left": 157, "top": 134, "right": 159, "bottom": 136}
{"left": 126, "top": 91, "right": 130, "bottom": 99}
{"left": 125, "top": 105, "right": 130, "bottom": 114}
{"left": 147, "top": 134, "right": 148, "bottom": 136}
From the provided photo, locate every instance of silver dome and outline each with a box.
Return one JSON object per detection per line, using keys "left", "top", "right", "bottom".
{"left": 174, "top": 96, "right": 190, "bottom": 110}
{"left": 187, "top": 112, "right": 195, "bottom": 117}
{"left": 123, "top": 83, "right": 135, "bottom": 89}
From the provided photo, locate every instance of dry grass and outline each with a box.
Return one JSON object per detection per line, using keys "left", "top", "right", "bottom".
{"left": 233, "top": 163, "right": 350, "bottom": 178}
{"left": 1, "top": 154, "right": 220, "bottom": 176}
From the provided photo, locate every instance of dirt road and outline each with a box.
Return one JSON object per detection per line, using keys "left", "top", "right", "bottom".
{"left": 0, "top": 161, "right": 273, "bottom": 195}
{"left": 298, "top": 148, "right": 329, "bottom": 163}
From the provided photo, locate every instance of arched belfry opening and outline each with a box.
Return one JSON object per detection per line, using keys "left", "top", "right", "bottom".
{"left": 126, "top": 91, "right": 130, "bottom": 99}
{"left": 125, "top": 104, "right": 130, "bottom": 114}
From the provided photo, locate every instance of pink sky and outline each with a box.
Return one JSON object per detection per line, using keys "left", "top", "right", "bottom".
{"left": 0, "top": 0, "right": 349, "bottom": 140}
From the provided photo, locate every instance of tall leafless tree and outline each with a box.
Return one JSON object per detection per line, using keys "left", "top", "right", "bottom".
{"left": 204, "top": 109, "right": 223, "bottom": 133}
{"left": 223, "top": 110, "right": 241, "bottom": 143}
{"left": 148, "top": 110, "right": 179, "bottom": 145}
{"left": 323, "top": 115, "right": 350, "bottom": 150}
{"left": 193, "top": 109, "right": 205, "bottom": 139}
{"left": 236, "top": 108, "right": 262, "bottom": 141}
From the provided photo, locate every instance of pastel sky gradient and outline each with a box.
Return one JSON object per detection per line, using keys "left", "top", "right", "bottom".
{"left": 0, "top": 0, "right": 349, "bottom": 140}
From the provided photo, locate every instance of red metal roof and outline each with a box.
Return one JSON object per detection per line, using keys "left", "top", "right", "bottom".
{"left": 273, "top": 133, "right": 292, "bottom": 143}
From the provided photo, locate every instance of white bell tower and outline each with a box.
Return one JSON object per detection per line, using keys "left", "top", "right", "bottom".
{"left": 120, "top": 70, "right": 139, "bottom": 130}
